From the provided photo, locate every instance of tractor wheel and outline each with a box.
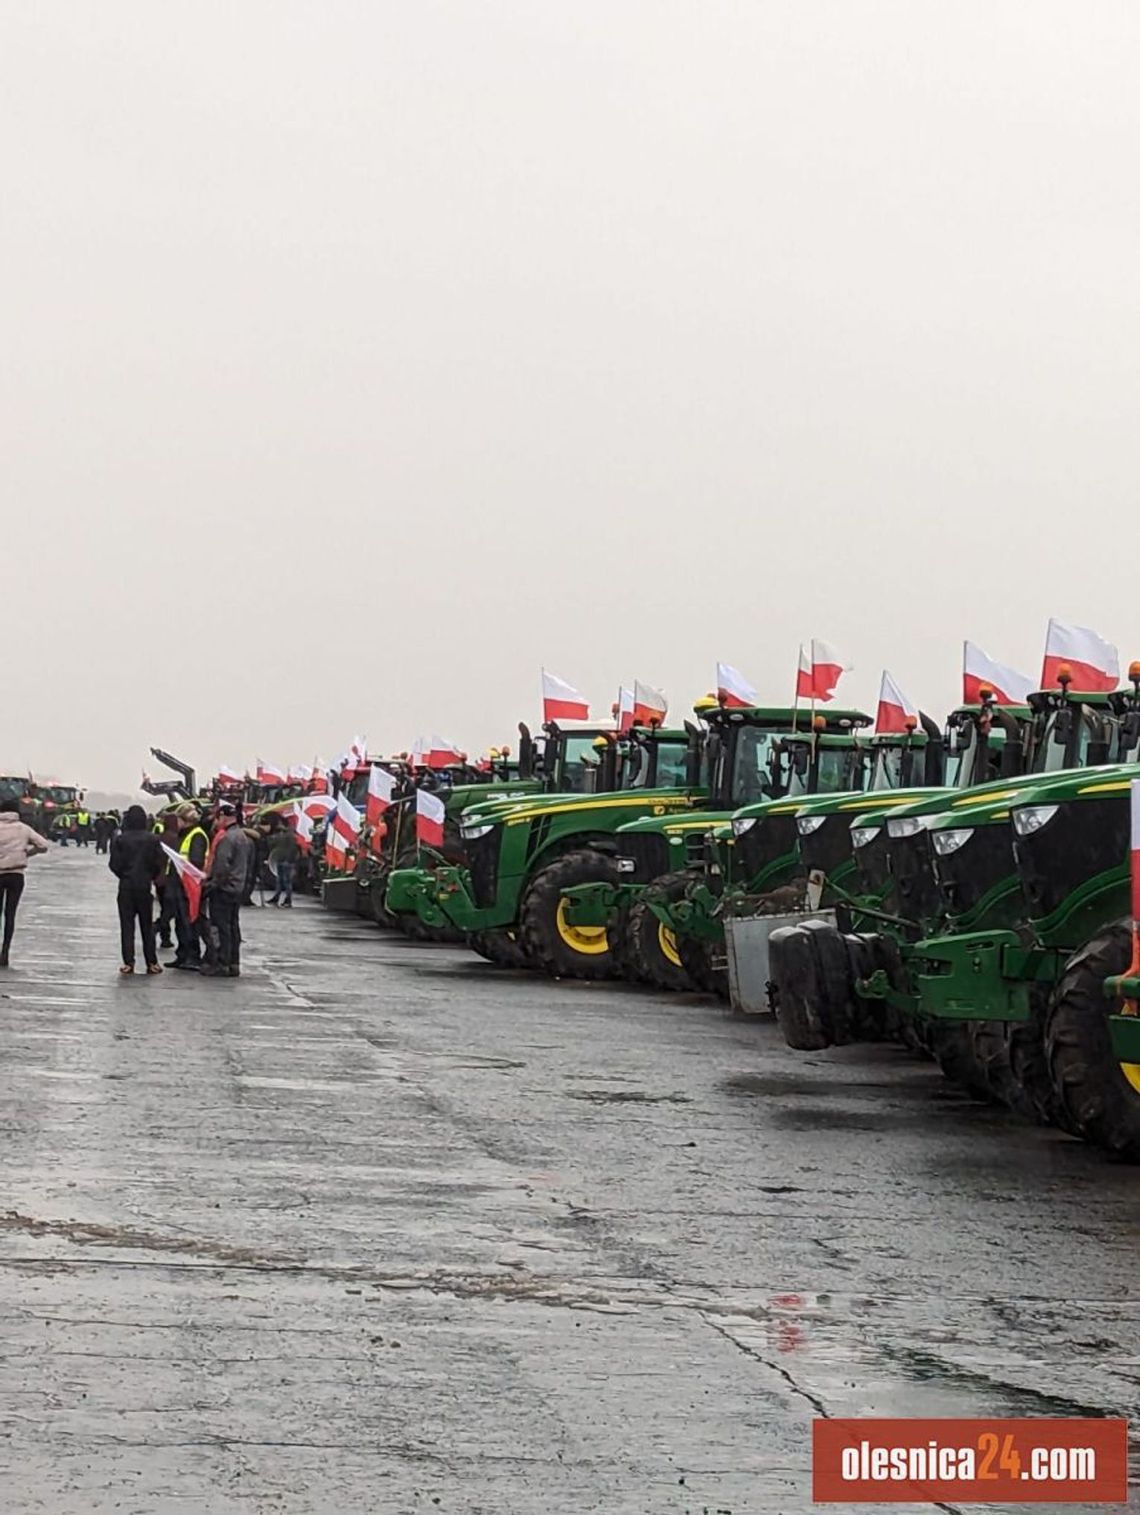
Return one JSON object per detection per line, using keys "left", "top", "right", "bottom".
{"left": 800, "top": 921, "right": 855, "bottom": 1045}
{"left": 1008, "top": 992, "right": 1078, "bottom": 1132}
{"left": 769, "top": 926, "right": 830, "bottom": 1050}
{"left": 470, "top": 929, "right": 528, "bottom": 970}
{"left": 520, "top": 849, "right": 623, "bottom": 980}
{"left": 624, "top": 873, "right": 694, "bottom": 992}
{"left": 1045, "top": 921, "right": 1140, "bottom": 1159}
{"left": 928, "top": 1021, "right": 1001, "bottom": 1103}
{"left": 968, "top": 1020, "right": 1027, "bottom": 1112}
{"left": 676, "top": 931, "right": 721, "bottom": 996}
{"left": 842, "top": 934, "right": 890, "bottom": 1040}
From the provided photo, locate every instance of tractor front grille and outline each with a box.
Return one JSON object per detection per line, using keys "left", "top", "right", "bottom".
{"left": 1015, "top": 794, "right": 1128, "bottom": 931}
{"left": 620, "top": 832, "right": 672, "bottom": 883}
{"left": 933, "top": 825, "right": 1014, "bottom": 920}
{"left": 467, "top": 828, "right": 503, "bottom": 909}
{"left": 735, "top": 814, "right": 799, "bottom": 883}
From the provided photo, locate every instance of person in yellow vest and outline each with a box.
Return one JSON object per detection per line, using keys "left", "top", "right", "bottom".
{"left": 76, "top": 807, "right": 92, "bottom": 847}
{"left": 167, "top": 803, "right": 210, "bottom": 970}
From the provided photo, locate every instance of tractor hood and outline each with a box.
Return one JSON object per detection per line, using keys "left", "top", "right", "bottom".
{"left": 617, "top": 806, "right": 731, "bottom": 840}
{"left": 926, "top": 764, "right": 1132, "bottom": 838}
{"left": 459, "top": 786, "right": 694, "bottom": 832}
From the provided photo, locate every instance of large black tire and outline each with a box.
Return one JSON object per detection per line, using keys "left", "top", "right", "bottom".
{"left": 1046, "top": 920, "right": 1140, "bottom": 1159}
{"left": 1009, "top": 990, "right": 1078, "bottom": 1132}
{"left": 470, "top": 928, "right": 528, "bottom": 969}
{"left": 520, "top": 849, "right": 623, "bottom": 980}
{"left": 677, "top": 931, "right": 720, "bottom": 996}
{"left": 770, "top": 926, "right": 830, "bottom": 1050}
{"left": 801, "top": 921, "right": 855, "bottom": 1045}
{"left": 968, "top": 1020, "right": 1027, "bottom": 1112}
{"left": 928, "top": 1021, "right": 1001, "bottom": 1103}
{"left": 624, "top": 873, "right": 694, "bottom": 992}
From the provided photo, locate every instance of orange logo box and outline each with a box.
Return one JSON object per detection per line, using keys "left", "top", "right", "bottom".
{"left": 813, "top": 1417, "right": 1128, "bottom": 1504}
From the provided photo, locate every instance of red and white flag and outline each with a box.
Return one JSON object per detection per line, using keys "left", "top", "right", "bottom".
{"left": 796, "top": 639, "right": 851, "bottom": 703}
{"left": 962, "top": 642, "right": 1036, "bottom": 705}
{"left": 1131, "top": 779, "right": 1140, "bottom": 925}
{"left": 716, "top": 662, "right": 758, "bottom": 709}
{"left": 416, "top": 787, "right": 446, "bottom": 848}
{"left": 302, "top": 793, "right": 335, "bottom": 822}
{"left": 1041, "top": 618, "right": 1119, "bottom": 693}
{"left": 410, "top": 736, "right": 426, "bottom": 769}
{"left": 427, "top": 734, "right": 464, "bottom": 770}
{"left": 366, "top": 764, "right": 396, "bottom": 827}
{"left": 218, "top": 764, "right": 243, "bottom": 787}
{"left": 616, "top": 686, "right": 635, "bottom": 734}
{"left": 875, "top": 671, "right": 919, "bottom": 734}
{"left": 632, "top": 681, "right": 668, "bottom": 727}
{"left": 288, "top": 763, "right": 312, "bottom": 784}
{"left": 294, "top": 808, "right": 315, "bottom": 853}
{"left": 161, "top": 843, "right": 206, "bottom": 923}
{"left": 256, "top": 759, "right": 286, "bottom": 786}
{"left": 349, "top": 735, "right": 368, "bottom": 764}
{"left": 542, "top": 670, "right": 590, "bottom": 722}
{"left": 331, "top": 792, "right": 361, "bottom": 847}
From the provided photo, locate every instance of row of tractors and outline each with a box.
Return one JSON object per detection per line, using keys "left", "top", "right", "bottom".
{"left": 0, "top": 774, "right": 84, "bottom": 836}
{"left": 303, "top": 677, "right": 1140, "bottom": 1161}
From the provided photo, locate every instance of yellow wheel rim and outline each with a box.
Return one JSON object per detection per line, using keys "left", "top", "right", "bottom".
{"left": 658, "top": 922, "right": 683, "bottom": 969}
{"left": 1121, "top": 1063, "right": 1140, "bottom": 1095}
{"left": 555, "top": 899, "right": 609, "bottom": 956}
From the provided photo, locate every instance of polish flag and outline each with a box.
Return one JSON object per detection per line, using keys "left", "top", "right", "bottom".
{"left": 962, "top": 642, "right": 1036, "bottom": 705}
{"left": 796, "top": 640, "right": 851, "bottom": 702}
{"left": 161, "top": 843, "right": 206, "bottom": 923}
{"left": 632, "top": 681, "right": 668, "bottom": 727}
{"left": 416, "top": 788, "right": 446, "bottom": 848}
{"left": 542, "top": 670, "right": 590, "bottom": 723}
{"left": 427, "top": 735, "right": 464, "bottom": 770}
{"left": 288, "top": 763, "right": 313, "bottom": 784}
{"left": 410, "top": 736, "right": 426, "bottom": 769}
{"left": 325, "top": 827, "right": 348, "bottom": 871}
{"left": 615, "top": 686, "right": 635, "bottom": 734}
{"left": 716, "top": 662, "right": 758, "bottom": 709}
{"left": 1131, "top": 779, "right": 1140, "bottom": 924}
{"left": 349, "top": 735, "right": 368, "bottom": 764}
{"left": 256, "top": 760, "right": 286, "bottom": 786}
{"left": 218, "top": 765, "right": 243, "bottom": 787}
{"left": 295, "top": 809, "right": 315, "bottom": 853}
{"left": 875, "top": 671, "right": 919, "bottom": 735}
{"left": 366, "top": 764, "right": 396, "bottom": 827}
{"left": 330, "top": 792, "right": 361, "bottom": 848}
{"left": 1041, "top": 619, "right": 1119, "bottom": 693}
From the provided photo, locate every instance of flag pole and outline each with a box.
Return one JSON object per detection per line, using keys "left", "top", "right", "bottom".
{"left": 792, "top": 646, "right": 802, "bottom": 732}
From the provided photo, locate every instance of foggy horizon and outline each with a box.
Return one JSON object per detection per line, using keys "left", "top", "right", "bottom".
{"left": 5, "top": 3, "right": 1140, "bottom": 790}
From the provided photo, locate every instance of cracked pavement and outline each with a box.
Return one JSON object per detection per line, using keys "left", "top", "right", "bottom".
{"left": 1, "top": 848, "right": 1138, "bottom": 1512}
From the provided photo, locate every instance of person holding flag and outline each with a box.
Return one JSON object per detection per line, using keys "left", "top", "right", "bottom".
{"left": 267, "top": 812, "right": 301, "bottom": 908}
{"left": 165, "top": 803, "right": 210, "bottom": 969}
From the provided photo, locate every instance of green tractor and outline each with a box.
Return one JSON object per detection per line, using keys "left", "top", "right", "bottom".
{"left": 385, "top": 717, "right": 705, "bottom": 977}
{"left": 0, "top": 775, "right": 44, "bottom": 835}
{"left": 770, "top": 680, "right": 1140, "bottom": 1109}
{"left": 561, "top": 706, "right": 883, "bottom": 993}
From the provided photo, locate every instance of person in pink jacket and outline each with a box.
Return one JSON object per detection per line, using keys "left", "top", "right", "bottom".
{"left": 0, "top": 799, "right": 50, "bottom": 966}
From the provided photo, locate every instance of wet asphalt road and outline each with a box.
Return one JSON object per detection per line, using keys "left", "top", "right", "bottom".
{"left": 1, "top": 847, "right": 1138, "bottom": 1514}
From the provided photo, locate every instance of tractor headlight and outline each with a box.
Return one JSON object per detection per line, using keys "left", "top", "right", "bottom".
{"left": 850, "top": 825, "right": 880, "bottom": 850}
{"left": 460, "top": 822, "right": 494, "bottom": 841}
{"left": 797, "top": 815, "right": 827, "bottom": 836}
{"left": 931, "top": 827, "right": 974, "bottom": 856}
{"left": 731, "top": 816, "right": 756, "bottom": 837}
{"left": 1012, "top": 804, "right": 1059, "bottom": 838}
{"left": 887, "top": 815, "right": 930, "bottom": 839}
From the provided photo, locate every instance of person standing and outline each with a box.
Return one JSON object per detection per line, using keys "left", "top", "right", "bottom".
{"left": 0, "top": 798, "right": 50, "bottom": 967}
{"left": 167, "top": 803, "right": 209, "bottom": 969}
{"left": 93, "top": 812, "right": 115, "bottom": 854}
{"left": 267, "top": 817, "right": 300, "bottom": 907}
{"left": 203, "top": 801, "right": 254, "bottom": 977}
{"left": 108, "top": 806, "right": 164, "bottom": 975}
{"left": 76, "top": 807, "right": 92, "bottom": 847}
{"left": 153, "top": 811, "right": 182, "bottom": 950}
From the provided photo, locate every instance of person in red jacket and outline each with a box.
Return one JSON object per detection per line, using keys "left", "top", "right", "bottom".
{"left": 0, "top": 798, "right": 50, "bottom": 967}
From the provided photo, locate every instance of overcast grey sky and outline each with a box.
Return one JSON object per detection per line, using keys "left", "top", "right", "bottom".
{"left": 4, "top": 3, "right": 1139, "bottom": 787}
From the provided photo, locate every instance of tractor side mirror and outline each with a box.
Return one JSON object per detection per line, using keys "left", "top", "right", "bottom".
{"left": 792, "top": 745, "right": 810, "bottom": 775}
{"left": 1087, "top": 739, "right": 1110, "bottom": 766}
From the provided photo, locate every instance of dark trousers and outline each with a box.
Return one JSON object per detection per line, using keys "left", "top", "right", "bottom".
{"left": 77, "top": 826, "right": 91, "bottom": 847}
{"left": 171, "top": 877, "right": 200, "bottom": 963}
{"left": 117, "top": 886, "right": 157, "bottom": 968}
{"left": 211, "top": 892, "right": 242, "bottom": 970}
{"left": 0, "top": 871, "right": 26, "bottom": 956}
{"left": 95, "top": 835, "right": 109, "bottom": 854}
{"left": 156, "top": 880, "right": 176, "bottom": 945}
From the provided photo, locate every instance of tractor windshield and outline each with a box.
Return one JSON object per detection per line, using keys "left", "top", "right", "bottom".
{"left": 44, "top": 786, "right": 77, "bottom": 806}
{"left": 645, "top": 738, "right": 690, "bottom": 789}
{"left": 0, "top": 777, "right": 29, "bottom": 802}
{"left": 869, "top": 745, "right": 908, "bottom": 790}
{"left": 786, "top": 743, "right": 855, "bottom": 798}
{"left": 728, "top": 728, "right": 787, "bottom": 806}
{"left": 1033, "top": 709, "right": 1095, "bottom": 773}
{"left": 560, "top": 735, "right": 606, "bottom": 793}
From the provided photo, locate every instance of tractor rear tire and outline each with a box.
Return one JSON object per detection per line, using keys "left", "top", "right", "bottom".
{"left": 968, "top": 1020, "right": 1027, "bottom": 1112}
{"left": 520, "top": 849, "right": 623, "bottom": 980}
{"left": 624, "top": 873, "right": 694, "bottom": 992}
{"left": 929, "top": 1021, "right": 1001, "bottom": 1103}
{"left": 675, "top": 932, "right": 720, "bottom": 996}
{"left": 770, "top": 926, "right": 830, "bottom": 1050}
{"left": 1009, "top": 992, "right": 1078, "bottom": 1132}
{"left": 1045, "top": 921, "right": 1140, "bottom": 1159}
{"left": 470, "top": 929, "right": 528, "bottom": 970}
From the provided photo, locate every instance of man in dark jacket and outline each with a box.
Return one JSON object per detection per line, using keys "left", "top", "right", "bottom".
{"left": 204, "top": 802, "right": 254, "bottom": 977}
{"left": 166, "top": 803, "right": 210, "bottom": 970}
{"left": 108, "top": 806, "right": 164, "bottom": 974}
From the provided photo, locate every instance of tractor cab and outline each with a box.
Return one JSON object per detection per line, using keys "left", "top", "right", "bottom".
{"left": 622, "top": 721, "right": 705, "bottom": 791}
{"left": 704, "top": 706, "right": 872, "bottom": 811}
{"left": 942, "top": 697, "right": 1033, "bottom": 787}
